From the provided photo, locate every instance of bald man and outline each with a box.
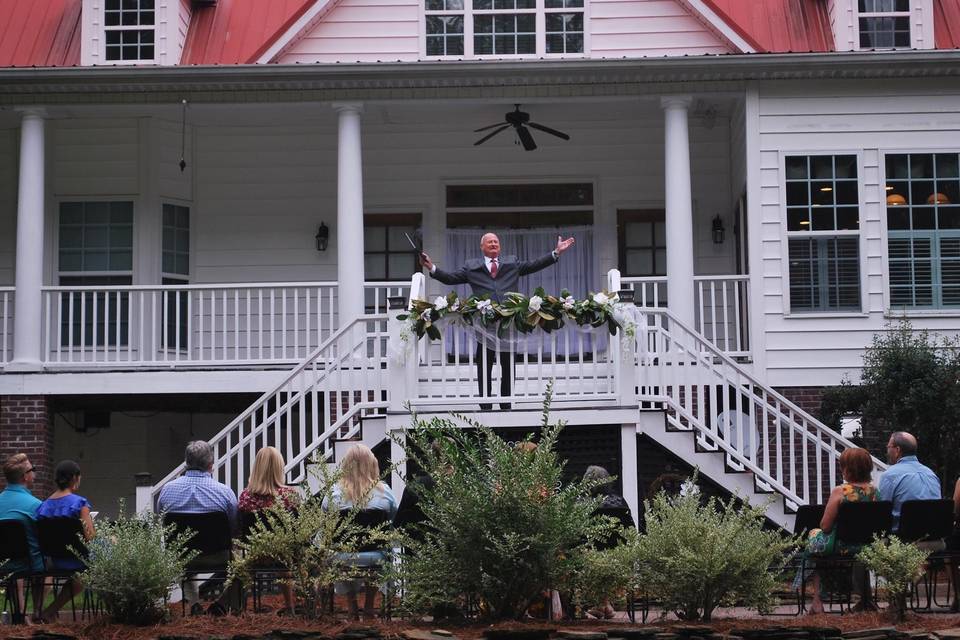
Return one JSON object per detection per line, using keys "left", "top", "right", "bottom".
{"left": 421, "top": 232, "right": 574, "bottom": 410}
{"left": 879, "top": 431, "right": 941, "bottom": 531}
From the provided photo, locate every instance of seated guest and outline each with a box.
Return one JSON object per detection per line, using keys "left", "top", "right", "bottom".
{"left": 794, "top": 447, "right": 878, "bottom": 614}
{"left": 879, "top": 431, "right": 941, "bottom": 532}
{"left": 582, "top": 465, "right": 634, "bottom": 620}
{"left": 0, "top": 453, "right": 43, "bottom": 620}
{"left": 238, "top": 446, "right": 300, "bottom": 613}
{"left": 323, "top": 444, "right": 396, "bottom": 620}
{"left": 36, "top": 460, "right": 95, "bottom": 622}
{"left": 158, "top": 440, "right": 241, "bottom": 615}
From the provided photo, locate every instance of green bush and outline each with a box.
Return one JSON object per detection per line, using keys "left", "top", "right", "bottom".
{"left": 394, "top": 392, "right": 608, "bottom": 620}
{"left": 858, "top": 535, "right": 928, "bottom": 621}
{"left": 569, "top": 527, "right": 641, "bottom": 614}
{"left": 79, "top": 506, "right": 198, "bottom": 625}
{"left": 227, "top": 466, "right": 393, "bottom": 618}
{"left": 634, "top": 478, "right": 797, "bottom": 622}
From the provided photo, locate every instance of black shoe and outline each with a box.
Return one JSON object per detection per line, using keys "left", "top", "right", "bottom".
{"left": 500, "top": 403, "right": 512, "bottom": 410}
{"left": 479, "top": 403, "right": 492, "bottom": 411}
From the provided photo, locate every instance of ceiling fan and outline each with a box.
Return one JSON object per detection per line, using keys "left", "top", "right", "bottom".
{"left": 473, "top": 104, "right": 570, "bottom": 151}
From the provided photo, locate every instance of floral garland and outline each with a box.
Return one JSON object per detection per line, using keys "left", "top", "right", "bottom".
{"left": 397, "top": 287, "right": 626, "bottom": 340}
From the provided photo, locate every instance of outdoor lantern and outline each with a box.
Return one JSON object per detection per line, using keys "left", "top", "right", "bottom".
{"left": 712, "top": 215, "right": 725, "bottom": 244}
{"left": 617, "top": 289, "right": 636, "bottom": 304}
{"left": 315, "top": 222, "right": 329, "bottom": 252}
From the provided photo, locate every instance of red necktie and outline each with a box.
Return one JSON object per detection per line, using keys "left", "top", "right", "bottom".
{"left": 490, "top": 258, "right": 498, "bottom": 278}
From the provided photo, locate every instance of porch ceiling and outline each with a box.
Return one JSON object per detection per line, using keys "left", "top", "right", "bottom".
{"left": 0, "top": 51, "right": 958, "bottom": 108}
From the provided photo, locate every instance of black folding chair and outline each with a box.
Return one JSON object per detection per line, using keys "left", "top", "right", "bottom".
{"left": 808, "top": 500, "right": 893, "bottom": 613}
{"left": 771, "top": 503, "right": 827, "bottom": 616}
{"left": 239, "top": 509, "right": 299, "bottom": 613}
{"left": 337, "top": 508, "right": 393, "bottom": 618}
{"left": 0, "top": 519, "right": 42, "bottom": 624}
{"left": 163, "top": 512, "right": 235, "bottom": 616}
{"left": 897, "top": 499, "right": 955, "bottom": 611}
{"left": 36, "top": 516, "right": 97, "bottom": 621}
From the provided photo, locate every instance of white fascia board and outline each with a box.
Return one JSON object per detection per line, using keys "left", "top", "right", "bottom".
{"left": 676, "top": 0, "right": 757, "bottom": 54}
{"left": 254, "top": 0, "right": 341, "bottom": 64}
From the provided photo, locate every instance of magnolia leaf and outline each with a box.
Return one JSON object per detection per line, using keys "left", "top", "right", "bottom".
{"left": 426, "top": 324, "right": 442, "bottom": 341}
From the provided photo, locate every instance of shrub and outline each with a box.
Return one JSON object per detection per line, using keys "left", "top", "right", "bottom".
{"left": 634, "top": 478, "right": 797, "bottom": 622}
{"left": 858, "top": 535, "right": 928, "bottom": 621}
{"left": 394, "top": 391, "right": 608, "bottom": 620}
{"left": 569, "top": 527, "right": 641, "bottom": 615}
{"left": 227, "top": 466, "right": 393, "bottom": 618}
{"left": 79, "top": 505, "right": 198, "bottom": 625}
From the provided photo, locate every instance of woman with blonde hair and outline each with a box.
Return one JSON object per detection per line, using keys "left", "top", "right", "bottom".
{"left": 324, "top": 444, "right": 396, "bottom": 620}
{"left": 239, "top": 447, "right": 300, "bottom": 614}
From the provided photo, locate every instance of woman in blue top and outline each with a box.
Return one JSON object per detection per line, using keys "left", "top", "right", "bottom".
{"left": 323, "top": 444, "right": 396, "bottom": 620}
{"left": 36, "top": 460, "right": 96, "bottom": 622}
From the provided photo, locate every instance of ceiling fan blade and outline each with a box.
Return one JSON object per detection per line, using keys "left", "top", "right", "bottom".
{"left": 474, "top": 124, "right": 511, "bottom": 146}
{"left": 528, "top": 121, "right": 570, "bottom": 140}
{"left": 516, "top": 125, "right": 537, "bottom": 151}
{"left": 475, "top": 122, "right": 508, "bottom": 133}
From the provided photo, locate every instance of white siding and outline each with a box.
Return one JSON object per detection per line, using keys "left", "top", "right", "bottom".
{"left": 51, "top": 119, "right": 140, "bottom": 197}
{"left": 0, "top": 128, "right": 16, "bottom": 285}
{"left": 757, "top": 81, "right": 960, "bottom": 387}
{"left": 278, "top": 0, "right": 729, "bottom": 62}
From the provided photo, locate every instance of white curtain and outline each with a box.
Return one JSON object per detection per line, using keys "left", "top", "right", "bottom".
{"left": 442, "top": 226, "right": 600, "bottom": 356}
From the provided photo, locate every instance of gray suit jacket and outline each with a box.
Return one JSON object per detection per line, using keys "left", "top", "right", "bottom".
{"left": 430, "top": 253, "right": 558, "bottom": 303}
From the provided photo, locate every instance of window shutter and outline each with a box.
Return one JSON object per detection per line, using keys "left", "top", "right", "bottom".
{"left": 940, "top": 236, "right": 960, "bottom": 307}
{"left": 888, "top": 236, "right": 933, "bottom": 308}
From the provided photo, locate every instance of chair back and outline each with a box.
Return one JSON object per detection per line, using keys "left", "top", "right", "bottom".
{"left": 239, "top": 507, "right": 298, "bottom": 540}
{"left": 0, "top": 519, "right": 33, "bottom": 563}
{"left": 898, "top": 499, "right": 954, "bottom": 543}
{"left": 341, "top": 508, "right": 391, "bottom": 552}
{"left": 793, "top": 504, "right": 826, "bottom": 535}
{"left": 37, "top": 517, "right": 88, "bottom": 562}
{"left": 835, "top": 500, "right": 893, "bottom": 545}
{"left": 163, "top": 511, "right": 232, "bottom": 555}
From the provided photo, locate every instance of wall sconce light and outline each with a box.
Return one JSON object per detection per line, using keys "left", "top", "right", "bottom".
{"left": 315, "top": 222, "right": 329, "bottom": 252}
{"left": 712, "top": 215, "right": 725, "bottom": 245}
{"left": 617, "top": 289, "right": 636, "bottom": 304}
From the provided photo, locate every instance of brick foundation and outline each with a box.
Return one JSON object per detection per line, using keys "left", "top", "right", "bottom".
{"left": 775, "top": 386, "right": 826, "bottom": 418}
{"left": 0, "top": 395, "right": 54, "bottom": 497}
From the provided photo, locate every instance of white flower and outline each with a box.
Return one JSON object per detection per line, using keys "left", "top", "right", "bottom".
{"left": 420, "top": 309, "right": 432, "bottom": 321}
{"left": 679, "top": 478, "right": 701, "bottom": 499}
{"left": 561, "top": 295, "right": 575, "bottom": 310}
{"left": 477, "top": 299, "right": 494, "bottom": 315}
{"left": 528, "top": 295, "right": 542, "bottom": 312}
{"left": 593, "top": 292, "right": 610, "bottom": 306}
{"left": 450, "top": 300, "right": 460, "bottom": 312}
{"left": 434, "top": 296, "right": 448, "bottom": 310}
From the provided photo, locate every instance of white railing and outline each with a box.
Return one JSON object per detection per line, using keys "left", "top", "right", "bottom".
{"left": 0, "top": 287, "right": 12, "bottom": 365}
{"left": 143, "top": 314, "right": 391, "bottom": 510}
{"left": 632, "top": 305, "right": 886, "bottom": 507}
{"left": 39, "top": 281, "right": 407, "bottom": 368}
{"left": 620, "top": 275, "right": 751, "bottom": 358}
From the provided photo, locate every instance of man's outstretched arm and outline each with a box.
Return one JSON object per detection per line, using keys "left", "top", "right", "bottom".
{"left": 421, "top": 252, "right": 469, "bottom": 285}
{"left": 518, "top": 235, "right": 575, "bottom": 275}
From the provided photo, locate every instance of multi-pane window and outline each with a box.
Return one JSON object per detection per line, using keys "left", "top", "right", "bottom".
{"left": 105, "top": 0, "right": 155, "bottom": 61}
{"left": 618, "top": 211, "right": 666, "bottom": 277}
{"left": 162, "top": 204, "right": 190, "bottom": 349}
{"left": 58, "top": 201, "right": 134, "bottom": 346}
{"left": 364, "top": 215, "right": 421, "bottom": 282}
{"left": 424, "top": 0, "right": 584, "bottom": 57}
{"left": 886, "top": 153, "right": 960, "bottom": 309}
{"left": 785, "top": 155, "right": 862, "bottom": 312}
{"left": 858, "top": 0, "right": 911, "bottom": 49}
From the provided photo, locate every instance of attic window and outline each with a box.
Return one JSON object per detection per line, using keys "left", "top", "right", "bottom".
{"left": 105, "top": 0, "right": 156, "bottom": 61}
{"left": 858, "top": 0, "right": 911, "bottom": 49}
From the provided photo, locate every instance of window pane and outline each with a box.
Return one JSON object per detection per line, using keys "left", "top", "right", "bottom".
{"left": 786, "top": 182, "right": 808, "bottom": 206}
{"left": 564, "top": 33, "right": 583, "bottom": 53}
{"left": 912, "top": 207, "right": 936, "bottom": 229}
{"left": 785, "top": 156, "right": 808, "bottom": 180}
{"left": 365, "top": 254, "right": 386, "bottom": 280}
{"left": 787, "top": 209, "right": 809, "bottom": 231}
{"left": 835, "top": 181, "right": 859, "bottom": 205}
{"left": 888, "top": 208, "right": 910, "bottom": 230}
{"left": 625, "top": 249, "right": 651, "bottom": 276}
{"left": 811, "top": 156, "right": 834, "bottom": 180}
{"left": 388, "top": 254, "right": 416, "bottom": 279}
{"left": 936, "top": 153, "right": 959, "bottom": 178}
{"left": 886, "top": 154, "right": 909, "bottom": 179}
{"left": 546, "top": 34, "right": 565, "bottom": 53}
{"left": 811, "top": 207, "right": 835, "bottom": 231}
{"left": 364, "top": 226, "right": 386, "bottom": 251}
{"left": 911, "top": 154, "right": 934, "bottom": 179}
{"left": 110, "top": 250, "right": 132, "bottom": 271}
{"left": 625, "top": 222, "right": 651, "bottom": 245}
{"left": 836, "top": 207, "right": 859, "bottom": 230}
{"left": 811, "top": 181, "right": 834, "bottom": 206}
{"left": 939, "top": 207, "right": 960, "bottom": 230}
{"left": 911, "top": 180, "right": 935, "bottom": 206}
{"left": 834, "top": 155, "right": 857, "bottom": 179}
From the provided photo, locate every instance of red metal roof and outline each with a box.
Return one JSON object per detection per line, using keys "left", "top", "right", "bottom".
{"left": 935, "top": 0, "right": 960, "bottom": 48}
{"left": 706, "top": 0, "right": 834, "bottom": 53}
{"left": 0, "top": 0, "right": 81, "bottom": 67}
{"left": 181, "top": 0, "right": 315, "bottom": 65}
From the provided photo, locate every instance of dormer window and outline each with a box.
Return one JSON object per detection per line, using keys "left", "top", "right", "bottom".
{"left": 858, "top": 0, "right": 911, "bottom": 49}
{"left": 105, "top": 0, "right": 156, "bottom": 62}
{"left": 424, "top": 0, "right": 584, "bottom": 57}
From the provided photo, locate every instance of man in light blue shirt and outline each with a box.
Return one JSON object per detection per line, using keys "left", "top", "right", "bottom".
{"left": 878, "top": 431, "right": 941, "bottom": 532}
{"left": 0, "top": 453, "right": 43, "bottom": 574}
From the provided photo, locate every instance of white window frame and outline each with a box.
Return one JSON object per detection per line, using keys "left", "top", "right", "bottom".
{"left": 780, "top": 152, "right": 867, "bottom": 317}
{"left": 102, "top": 0, "right": 157, "bottom": 64}
{"left": 856, "top": 0, "right": 912, "bottom": 49}
{"left": 421, "top": 0, "right": 587, "bottom": 59}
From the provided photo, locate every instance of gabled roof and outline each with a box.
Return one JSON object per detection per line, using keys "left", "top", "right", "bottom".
{"left": 0, "top": 0, "right": 81, "bottom": 67}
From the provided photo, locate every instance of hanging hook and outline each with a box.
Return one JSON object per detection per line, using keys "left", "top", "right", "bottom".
{"left": 179, "top": 99, "right": 188, "bottom": 172}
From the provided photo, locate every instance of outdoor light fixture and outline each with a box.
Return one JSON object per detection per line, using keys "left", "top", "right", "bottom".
{"left": 315, "top": 222, "right": 330, "bottom": 252}
{"left": 617, "top": 289, "right": 636, "bottom": 304}
{"left": 712, "top": 215, "right": 725, "bottom": 244}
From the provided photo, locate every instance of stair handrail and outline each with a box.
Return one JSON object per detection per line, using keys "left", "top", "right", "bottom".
{"left": 148, "top": 314, "right": 389, "bottom": 506}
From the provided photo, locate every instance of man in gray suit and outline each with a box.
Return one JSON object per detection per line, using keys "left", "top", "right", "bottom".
{"left": 421, "top": 232, "right": 575, "bottom": 409}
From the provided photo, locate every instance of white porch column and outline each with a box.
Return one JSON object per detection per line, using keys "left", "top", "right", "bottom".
{"left": 661, "top": 96, "right": 695, "bottom": 327}
{"left": 334, "top": 103, "right": 366, "bottom": 325}
{"left": 10, "top": 110, "right": 46, "bottom": 371}
{"left": 620, "top": 423, "right": 639, "bottom": 527}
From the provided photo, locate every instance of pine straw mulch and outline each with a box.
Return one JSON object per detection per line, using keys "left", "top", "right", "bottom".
{"left": 5, "top": 603, "right": 960, "bottom": 640}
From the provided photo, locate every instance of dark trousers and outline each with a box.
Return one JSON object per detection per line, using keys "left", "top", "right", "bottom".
{"left": 476, "top": 344, "right": 513, "bottom": 408}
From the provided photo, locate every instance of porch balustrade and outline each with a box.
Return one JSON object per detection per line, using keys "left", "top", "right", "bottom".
{"left": 620, "top": 275, "right": 750, "bottom": 358}
{"left": 37, "top": 281, "right": 407, "bottom": 368}
{"left": 0, "top": 287, "right": 12, "bottom": 365}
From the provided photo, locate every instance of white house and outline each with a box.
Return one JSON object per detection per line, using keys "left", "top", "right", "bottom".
{"left": 1, "top": 0, "right": 959, "bottom": 529}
